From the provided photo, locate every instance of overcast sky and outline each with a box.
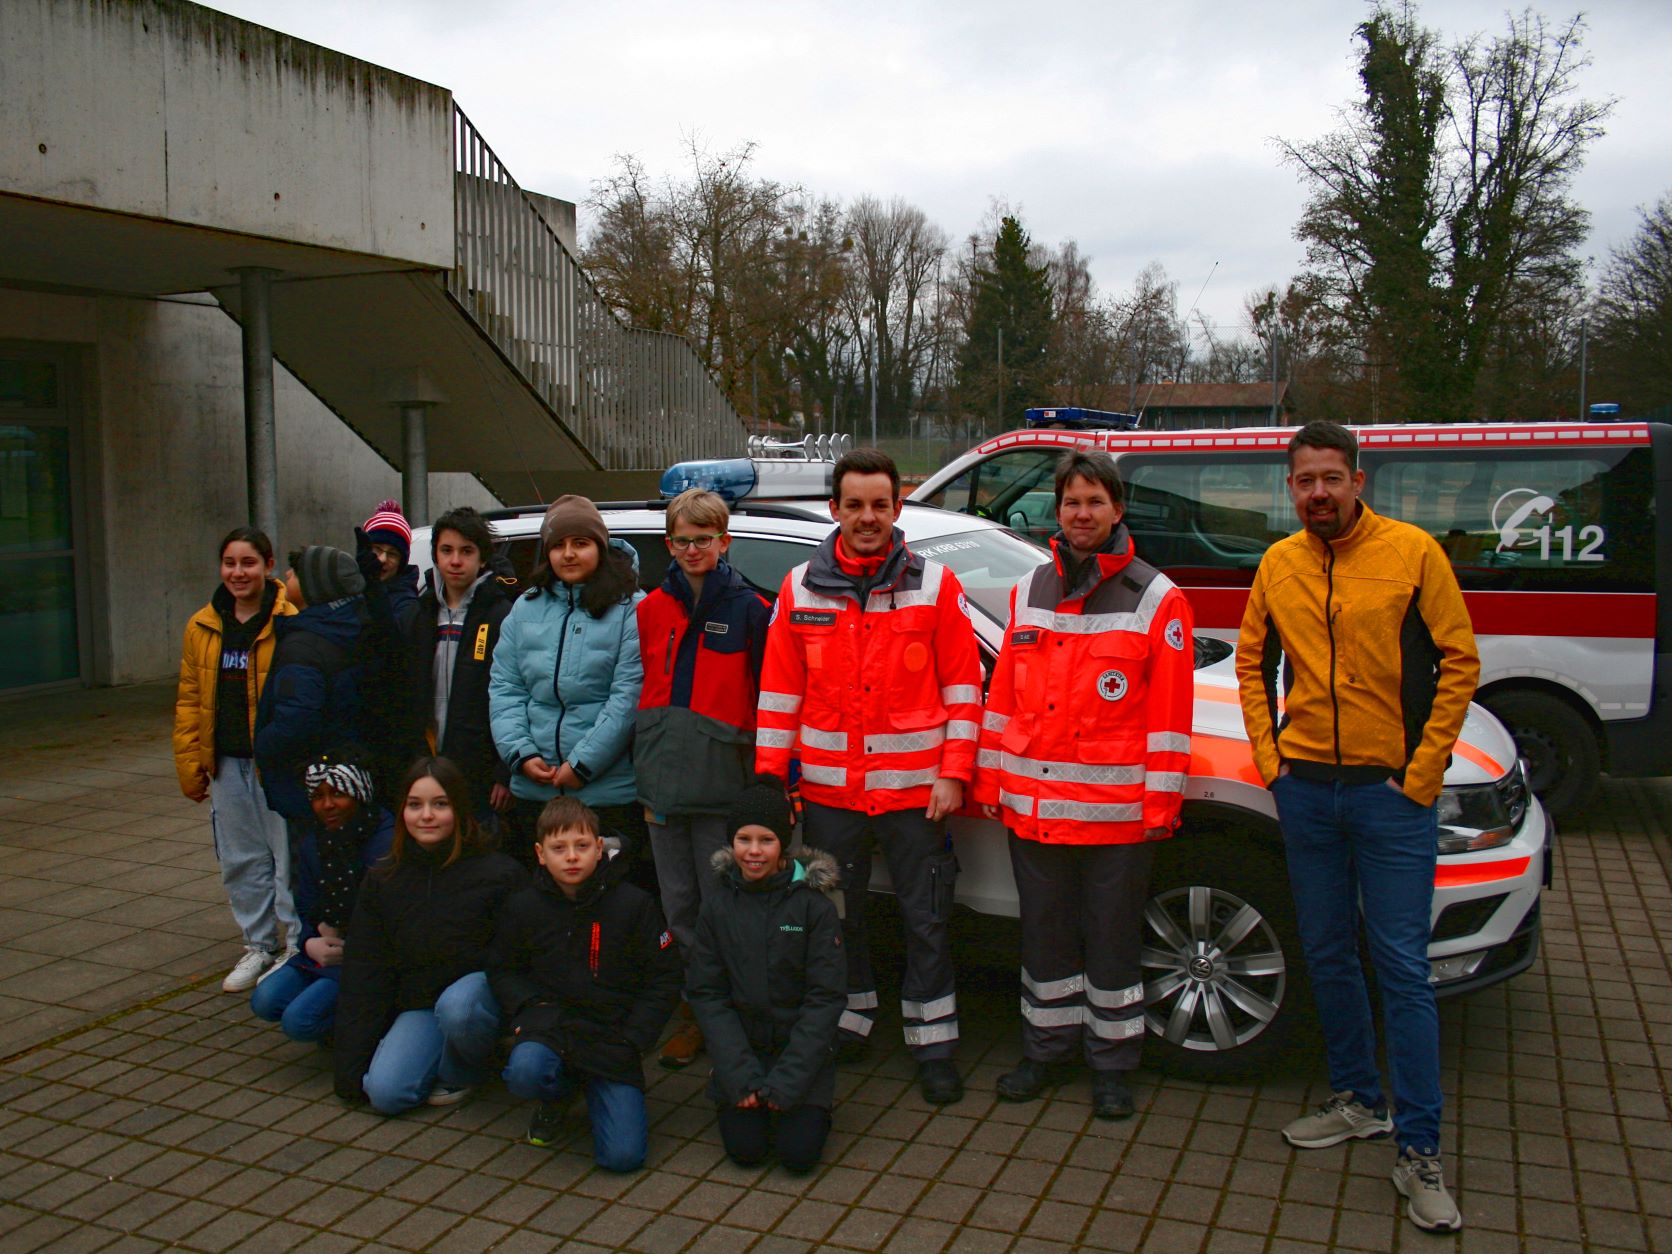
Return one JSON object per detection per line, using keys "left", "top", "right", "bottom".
{"left": 214, "top": 0, "right": 1671, "bottom": 341}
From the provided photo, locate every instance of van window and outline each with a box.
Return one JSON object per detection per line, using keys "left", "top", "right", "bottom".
{"left": 1120, "top": 456, "right": 1291, "bottom": 582}
{"left": 1363, "top": 449, "right": 1654, "bottom": 593}
{"left": 922, "top": 448, "right": 1061, "bottom": 542}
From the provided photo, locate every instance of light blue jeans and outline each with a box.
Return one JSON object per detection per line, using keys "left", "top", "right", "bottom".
{"left": 504, "top": 1040, "right": 647, "bottom": 1172}
{"left": 249, "top": 963, "right": 337, "bottom": 1042}
{"left": 1273, "top": 774, "right": 1442, "bottom": 1154}
{"left": 209, "top": 756, "right": 299, "bottom": 952}
{"left": 362, "top": 973, "right": 501, "bottom": 1115}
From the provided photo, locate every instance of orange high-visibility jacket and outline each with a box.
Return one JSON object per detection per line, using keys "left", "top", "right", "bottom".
{"left": 977, "top": 530, "right": 1194, "bottom": 844}
{"left": 755, "top": 533, "right": 984, "bottom": 815}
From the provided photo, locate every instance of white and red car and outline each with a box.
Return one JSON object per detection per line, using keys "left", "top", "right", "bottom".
{"left": 415, "top": 455, "right": 1547, "bottom": 1076}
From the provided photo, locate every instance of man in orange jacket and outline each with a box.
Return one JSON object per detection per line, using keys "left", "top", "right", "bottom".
{"left": 756, "top": 448, "right": 983, "bottom": 1105}
{"left": 977, "top": 450, "right": 1193, "bottom": 1120}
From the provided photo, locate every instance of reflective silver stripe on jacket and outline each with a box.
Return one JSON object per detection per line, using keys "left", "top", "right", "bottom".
{"left": 866, "top": 561, "right": 943, "bottom": 613}
{"left": 1036, "top": 798, "right": 1144, "bottom": 823}
{"left": 800, "top": 725, "right": 849, "bottom": 752}
{"left": 1085, "top": 978, "right": 1145, "bottom": 1009}
{"left": 1146, "top": 771, "right": 1188, "bottom": 794}
{"left": 983, "top": 709, "right": 1010, "bottom": 733}
{"left": 941, "top": 684, "right": 981, "bottom": 705}
{"left": 998, "top": 789, "right": 1034, "bottom": 816}
{"left": 901, "top": 993, "right": 957, "bottom": 1021}
{"left": 1014, "top": 573, "right": 1175, "bottom": 637}
{"left": 945, "top": 720, "right": 979, "bottom": 742}
{"left": 903, "top": 1021, "right": 959, "bottom": 1046}
{"left": 788, "top": 566, "right": 846, "bottom": 611}
{"left": 865, "top": 729, "right": 945, "bottom": 754}
{"left": 864, "top": 767, "right": 941, "bottom": 791}
{"left": 987, "top": 752, "right": 1144, "bottom": 786}
{"left": 759, "top": 691, "right": 802, "bottom": 714}
{"left": 755, "top": 728, "right": 796, "bottom": 749}
{"left": 1020, "top": 1002, "right": 1084, "bottom": 1028}
{"left": 801, "top": 764, "right": 848, "bottom": 786}
{"left": 1022, "top": 970, "right": 1084, "bottom": 1001}
{"left": 1148, "top": 731, "right": 1189, "bottom": 754}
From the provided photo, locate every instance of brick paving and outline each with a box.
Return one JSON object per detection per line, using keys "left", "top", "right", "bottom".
{"left": 2, "top": 682, "right": 1671, "bottom": 1250}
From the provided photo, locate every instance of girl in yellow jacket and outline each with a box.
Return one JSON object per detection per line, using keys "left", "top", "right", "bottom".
{"left": 173, "top": 527, "right": 299, "bottom": 993}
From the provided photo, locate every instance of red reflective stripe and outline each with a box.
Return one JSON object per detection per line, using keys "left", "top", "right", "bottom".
{"left": 1434, "top": 856, "right": 1531, "bottom": 887}
{"left": 1452, "top": 741, "right": 1504, "bottom": 778}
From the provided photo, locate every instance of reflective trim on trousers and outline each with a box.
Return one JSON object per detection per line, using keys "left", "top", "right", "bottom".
{"left": 901, "top": 993, "right": 957, "bottom": 1021}
{"left": 1020, "top": 1001, "right": 1084, "bottom": 1029}
{"left": 846, "top": 990, "right": 879, "bottom": 1010}
{"left": 864, "top": 767, "right": 940, "bottom": 791}
{"left": 756, "top": 727, "right": 796, "bottom": 749}
{"left": 1148, "top": 731, "right": 1190, "bottom": 754}
{"left": 759, "top": 691, "right": 802, "bottom": 714}
{"left": 988, "top": 751, "right": 1144, "bottom": 786}
{"left": 1146, "top": 771, "right": 1188, "bottom": 794}
{"left": 800, "top": 764, "right": 849, "bottom": 786}
{"left": 865, "top": 728, "right": 945, "bottom": 754}
{"left": 998, "top": 789, "right": 1034, "bottom": 816}
{"left": 1037, "top": 798, "right": 1143, "bottom": 822}
{"left": 941, "top": 684, "right": 981, "bottom": 706}
{"left": 982, "top": 709, "right": 1010, "bottom": 733}
{"left": 1085, "top": 978, "right": 1145, "bottom": 1009}
{"left": 944, "top": 720, "right": 979, "bottom": 742}
{"left": 838, "top": 1010, "right": 874, "bottom": 1037}
{"left": 1022, "top": 969, "right": 1084, "bottom": 1002}
{"left": 1086, "top": 1014, "right": 1146, "bottom": 1041}
{"left": 800, "top": 725, "right": 849, "bottom": 752}
{"left": 902, "top": 1021, "right": 959, "bottom": 1047}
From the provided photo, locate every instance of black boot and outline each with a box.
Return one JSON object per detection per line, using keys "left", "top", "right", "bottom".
{"left": 918, "top": 1059, "right": 964, "bottom": 1106}
{"left": 1091, "top": 1071, "right": 1135, "bottom": 1121}
{"left": 996, "top": 1057, "right": 1064, "bottom": 1102}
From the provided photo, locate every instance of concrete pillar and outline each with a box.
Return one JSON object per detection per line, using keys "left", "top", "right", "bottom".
{"left": 235, "top": 267, "right": 282, "bottom": 547}
{"left": 401, "top": 402, "right": 431, "bottom": 524}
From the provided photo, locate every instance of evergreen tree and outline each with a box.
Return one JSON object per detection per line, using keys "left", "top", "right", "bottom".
{"left": 957, "top": 215, "right": 1055, "bottom": 429}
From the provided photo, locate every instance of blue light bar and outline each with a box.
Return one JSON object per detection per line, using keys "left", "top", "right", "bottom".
{"left": 1024, "top": 406, "right": 1139, "bottom": 430}
{"left": 660, "top": 458, "right": 759, "bottom": 503}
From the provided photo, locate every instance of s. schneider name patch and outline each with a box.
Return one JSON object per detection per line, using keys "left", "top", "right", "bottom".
{"left": 1010, "top": 628, "right": 1041, "bottom": 645}
{"left": 790, "top": 610, "right": 838, "bottom": 627}
{"left": 703, "top": 621, "right": 729, "bottom": 635}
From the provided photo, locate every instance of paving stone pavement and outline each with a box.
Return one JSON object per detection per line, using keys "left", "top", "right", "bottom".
{"left": 2, "top": 681, "right": 1671, "bottom": 1251}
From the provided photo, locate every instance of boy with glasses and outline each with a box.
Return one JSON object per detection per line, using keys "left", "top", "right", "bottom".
{"left": 635, "top": 489, "right": 772, "bottom": 1068}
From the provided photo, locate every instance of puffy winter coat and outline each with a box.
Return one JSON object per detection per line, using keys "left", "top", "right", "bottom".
{"left": 334, "top": 844, "right": 524, "bottom": 1100}
{"left": 408, "top": 567, "right": 516, "bottom": 810}
{"left": 253, "top": 597, "right": 368, "bottom": 822}
{"left": 636, "top": 559, "right": 771, "bottom": 816}
{"left": 173, "top": 579, "right": 295, "bottom": 801}
{"left": 685, "top": 848, "right": 846, "bottom": 1110}
{"left": 754, "top": 531, "right": 984, "bottom": 815}
{"left": 489, "top": 539, "right": 645, "bottom": 807}
{"left": 486, "top": 853, "right": 682, "bottom": 1089}
{"left": 977, "top": 527, "right": 1195, "bottom": 844}
{"left": 280, "top": 806, "right": 394, "bottom": 985}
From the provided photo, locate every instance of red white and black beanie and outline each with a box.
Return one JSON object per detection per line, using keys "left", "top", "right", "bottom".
{"left": 361, "top": 499, "right": 412, "bottom": 565}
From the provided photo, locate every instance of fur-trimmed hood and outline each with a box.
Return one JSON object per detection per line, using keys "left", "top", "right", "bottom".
{"left": 708, "top": 845, "right": 840, "bottom": 893}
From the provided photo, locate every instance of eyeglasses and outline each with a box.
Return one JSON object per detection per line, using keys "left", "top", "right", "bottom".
{"left": 669, "top": 534, "right": 724, "bottom": 551}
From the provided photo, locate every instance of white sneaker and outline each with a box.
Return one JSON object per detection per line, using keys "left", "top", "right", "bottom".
{"left": 1282, "top": 1090, "right": 1395, "bottom": 1148}
{"left": 222, "top": 947, "right": 275, "bottom": 993}
{"left": 255, "top": 947, "right": 298, "bottom": 984}
{"left": 1392, "top": 1146, "right": 1463, "bottom": 1232}
{"left": 425, "top": 1084, "right": 475, "bottom": 1108}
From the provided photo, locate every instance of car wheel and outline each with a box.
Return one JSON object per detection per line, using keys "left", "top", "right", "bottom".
{"left": 1142, "top": 839, "right": 1306, "bottom": 1078}
{"left": 1482, "top": 688, "right": 1600, "bottom": 819}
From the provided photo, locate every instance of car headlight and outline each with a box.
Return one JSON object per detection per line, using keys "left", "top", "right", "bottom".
{"left": 1435, "top": 761, "right": 1526, "bottom": 854}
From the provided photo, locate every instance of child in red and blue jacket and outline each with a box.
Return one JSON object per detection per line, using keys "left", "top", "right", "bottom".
{"left": 634, "top": 488, "right": 771, "bottom": 1068}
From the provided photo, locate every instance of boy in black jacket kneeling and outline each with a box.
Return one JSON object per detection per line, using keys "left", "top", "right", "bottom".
{"left": 687, "top": 776, "right": 846, "bottom": 1173}
{"left": 488, "top": 797, "right": 681, "bottom": 1170}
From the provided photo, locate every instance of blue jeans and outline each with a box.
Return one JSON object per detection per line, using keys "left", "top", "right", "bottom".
{"left": 362, "top": 973, "right": 501, "bottom": 1115}
{"left": 249, "top": 963, "right": 338, "bottom": 1042}
{"left": 503, "top": 1040, "right": 647, "bottom": 1172}
{"left": 1273, "top": 774, "right": 1441, "bottom": 1154}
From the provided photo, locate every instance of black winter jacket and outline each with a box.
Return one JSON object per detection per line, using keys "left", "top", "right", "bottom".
{"left": 407, "top": 568, "right": 516, "bottom": 809}
{"left": 334, "top": 844, "right": 524, "bottom": 1100}
{"left": 686, "top": 848, "right": 845, "bottom": 1110}
{"left": 487, "top": 853, "right": 681, "bottom": 1089}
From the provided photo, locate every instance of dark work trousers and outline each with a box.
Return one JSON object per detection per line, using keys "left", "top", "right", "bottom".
{"left": 716, "top": 1104, "right": 832, "bottom": 1173}
{"left": 1008, "top": 833, "right": 1154, "bottom": 1072}
{"left": 804, "top": 799, "right": 959, "bottom": 1061}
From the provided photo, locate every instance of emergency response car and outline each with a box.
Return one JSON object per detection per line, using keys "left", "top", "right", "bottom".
{"left": 414, "top": 445, "right": 1548, "bottom": 1077}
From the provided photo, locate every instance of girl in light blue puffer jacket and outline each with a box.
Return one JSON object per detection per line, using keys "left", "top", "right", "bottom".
{"left": 489, "top": 496, "right": 645, "bottom": 865}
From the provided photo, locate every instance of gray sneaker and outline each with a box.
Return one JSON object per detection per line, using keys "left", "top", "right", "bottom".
{"left": 1392, "top": 1146, "right": 1463, "bottom": 1232}
{"left": 1282, "top": 1090, "right": 1394, "bottom": 1148}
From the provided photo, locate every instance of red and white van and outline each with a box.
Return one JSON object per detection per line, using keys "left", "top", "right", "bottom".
{"left": 914, "top": 421, "right": 1669, "bottom": 817}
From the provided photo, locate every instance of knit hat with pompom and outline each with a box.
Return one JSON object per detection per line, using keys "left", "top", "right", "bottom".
{"left": 361, "top": 499, "right": 411, "bottom": 564}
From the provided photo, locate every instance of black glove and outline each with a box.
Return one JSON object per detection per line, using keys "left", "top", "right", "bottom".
{"left": 353, "top": 526, "right": 384, "bottom": 588}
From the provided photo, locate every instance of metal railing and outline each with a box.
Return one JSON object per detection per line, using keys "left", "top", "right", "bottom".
{"left": 448, "top": 108, "right": 745, "bottom": 470}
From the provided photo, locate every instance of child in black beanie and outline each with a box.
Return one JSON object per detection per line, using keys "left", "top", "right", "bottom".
{"left": 685, "top": 774, "right": 846, "bottom": 1172}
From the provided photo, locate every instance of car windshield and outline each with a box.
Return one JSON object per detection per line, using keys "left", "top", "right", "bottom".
{"left": 911, "top": 527, "right": 1050, "bottom": 626}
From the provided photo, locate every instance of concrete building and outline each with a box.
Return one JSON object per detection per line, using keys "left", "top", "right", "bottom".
{"left": 1, "top": 0, "right": 743, "bottom": 692}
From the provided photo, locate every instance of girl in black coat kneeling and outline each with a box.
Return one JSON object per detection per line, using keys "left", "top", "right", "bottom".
{"left": 687, "top": 775, "right": 846, "bottom": 1173}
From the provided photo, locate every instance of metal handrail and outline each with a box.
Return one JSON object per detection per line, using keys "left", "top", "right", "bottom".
{"left": 448, "top": 107, "right": 745, "bottom": 470}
